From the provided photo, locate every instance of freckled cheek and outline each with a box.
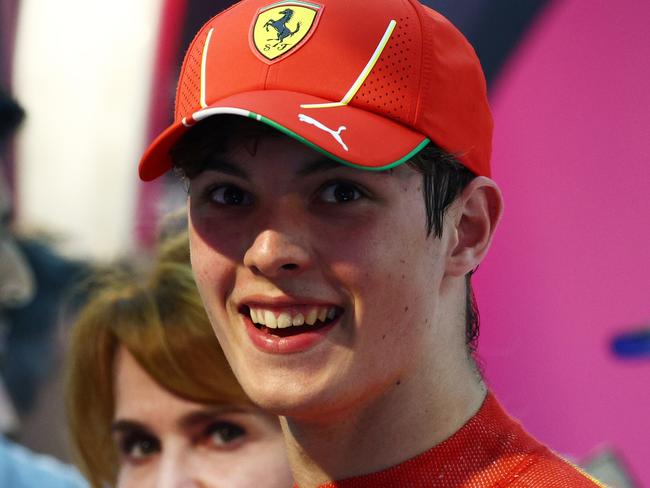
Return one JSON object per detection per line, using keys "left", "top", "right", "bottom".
{"left": 328, "top": 255, "right": 407, "bottom": 326}
{"left": 190, "top": 215, "right": 251, "bottom": 261}
{"left": 189, "top": 232, "right": 238, "bottom": 306}
{"left": 328, "top": 237, "right": 426, "bottom": 334}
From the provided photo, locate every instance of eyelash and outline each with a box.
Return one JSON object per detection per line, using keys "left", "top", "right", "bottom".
{"left": 196, "top": 178, "right": 370, "bottom": 208}
{"left": 118, "top": 432, "right": 160, "bottom": 463}
{"left": 202, "top": 420, "right": 247, "bottom": 448}
{"left": 115, "top": 420, "right": 247, "bottom": 464}
{"left": 200, "top": 182, "right": 254, "bottom": 207}
{"left": 315, "top": 179, "right": 369, "bottom": 204}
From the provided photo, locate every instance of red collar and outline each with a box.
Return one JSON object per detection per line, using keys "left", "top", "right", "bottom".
{"left": 293, "top": 392, "right": 600, "bottom": 487}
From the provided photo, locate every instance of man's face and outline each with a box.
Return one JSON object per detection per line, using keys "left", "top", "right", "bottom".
{"left": 187, "top": 132, "right": 455, "bottom": 420}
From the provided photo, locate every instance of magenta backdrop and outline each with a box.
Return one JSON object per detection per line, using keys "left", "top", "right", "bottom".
{"left": 475, "top": 0, "right": 650, "bottom": 485}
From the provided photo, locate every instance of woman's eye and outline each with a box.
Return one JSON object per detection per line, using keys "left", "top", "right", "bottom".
{"left": 207, "top": 184, "right": 253, "bottom": 206}
{"left": 118, "top": 434, "right": 160, "bottom": 462}
{"left": 205, "top": 421, "right": 247, "bottom": 447}
{"left": 318, "top": 181, "right": 363, "bottom": 203}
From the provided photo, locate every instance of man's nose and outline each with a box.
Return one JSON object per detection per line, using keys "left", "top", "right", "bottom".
{"left": 243, "top": 227, "right": 312, "bottom": 278}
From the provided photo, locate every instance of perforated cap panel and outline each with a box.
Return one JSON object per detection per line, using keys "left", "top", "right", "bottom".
{"left": 353, "top": 13, "right": 420, "bottom": 126}
{"left": 175, "top": 28, "right": 209, "bottom": 121}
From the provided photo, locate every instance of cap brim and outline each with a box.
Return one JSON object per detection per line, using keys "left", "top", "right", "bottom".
{"left": 139, "top": 90, "right": 429, "bottom": 181}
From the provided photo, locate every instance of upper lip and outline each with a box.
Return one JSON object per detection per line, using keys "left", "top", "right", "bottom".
{"left": 238, "top": 294, "right": 342, "bottom": 311}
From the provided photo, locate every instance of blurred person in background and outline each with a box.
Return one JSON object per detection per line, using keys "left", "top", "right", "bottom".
{"left": 65, "top": 232, "right": 293, "bottom": 488}
{"left": 0, "top": 88, "right": 31, "bottom": 434}
{"left": 0, "top": 88, "right": 32, "bottom": 347}
{"left": 0, "top": 88, "right": 87, "bottom": 421}
{"left": 0, "top": 89, "right": 87, "bottom": 488}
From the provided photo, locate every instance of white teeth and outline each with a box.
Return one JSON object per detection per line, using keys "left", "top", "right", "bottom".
{"left": 318, "top": 308, "right": 327, "bottom": 322}
{"left": 265, "top": 310, "right": 277, "bottom": 328}
{"left": 292, "top": 313, "right": 305, "bottom": 326}
{"left": 277, "top": 312, "right": 292, "bottom": 328}
{"left": 248, "top": 307, "right": 338, "bottom": 328}
{"left": 305, "top": 308, "right": 318, "bottom": 325}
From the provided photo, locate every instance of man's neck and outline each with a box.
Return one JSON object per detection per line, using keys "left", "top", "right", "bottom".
{"left": 281, "top": 361, "right": 487, "bottom": 488}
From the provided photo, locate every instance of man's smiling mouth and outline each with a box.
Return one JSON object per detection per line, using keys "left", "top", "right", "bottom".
{"left": 240, "top": 305, "right": 343, "bottom": 338}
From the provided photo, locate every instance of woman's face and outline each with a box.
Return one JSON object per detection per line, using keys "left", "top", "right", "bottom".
{"left": 112, "top": 347, "right": 293, "bottom": 488}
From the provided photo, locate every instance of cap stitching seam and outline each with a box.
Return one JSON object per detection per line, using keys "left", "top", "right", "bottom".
{"left": 411, "top": 0, "right": 427, "bottom": 126}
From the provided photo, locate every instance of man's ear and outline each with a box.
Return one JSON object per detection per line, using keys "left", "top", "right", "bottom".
{"left": 446, "top": 177, "right": 503, "bottom": 277}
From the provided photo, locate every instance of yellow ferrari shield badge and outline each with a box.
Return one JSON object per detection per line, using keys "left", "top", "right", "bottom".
{"left": 252, "top": 1, "right": 323, "bottom": 63}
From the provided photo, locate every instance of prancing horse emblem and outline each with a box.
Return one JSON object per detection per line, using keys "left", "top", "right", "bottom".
{"left": 265, "top": 9, "right": 301, "bottom": 44}
{"left": 252, "top": 2, "right": 323, "bottom": 62}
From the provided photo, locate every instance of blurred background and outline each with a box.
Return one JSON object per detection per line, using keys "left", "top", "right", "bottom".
{"left": 1, "top": 0, "right": 648, "bottom": 486}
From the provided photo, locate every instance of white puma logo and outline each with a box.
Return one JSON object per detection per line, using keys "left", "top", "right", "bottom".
{"left": 298, "top": 114, "right": 349, "bottom": 151}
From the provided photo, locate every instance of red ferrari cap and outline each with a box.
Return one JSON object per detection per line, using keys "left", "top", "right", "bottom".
{"left": 139, "top": 0, "right": 493, "bottom": 181}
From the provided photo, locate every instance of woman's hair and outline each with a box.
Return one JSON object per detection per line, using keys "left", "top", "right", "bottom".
{"left": 65, "top": 233, "right": 249, "bottom": 488}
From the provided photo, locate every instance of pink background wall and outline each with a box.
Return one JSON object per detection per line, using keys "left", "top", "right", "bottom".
{"left": 475, "top": 0, "right": 650, "bottom": 485}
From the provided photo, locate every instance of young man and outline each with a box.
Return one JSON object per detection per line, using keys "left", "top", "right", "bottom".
{"left": 139, "top": 1, "right": 602, "bottom": 486}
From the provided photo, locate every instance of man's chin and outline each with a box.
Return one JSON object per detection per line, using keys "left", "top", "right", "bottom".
{"left": 245, "top": 381, "right": 321, "bottom": 413}
{"left": 240, "top": 376, "right": 352, "bottom": 423}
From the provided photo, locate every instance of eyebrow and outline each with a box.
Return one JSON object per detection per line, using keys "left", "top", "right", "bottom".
{"left": 298, "top": 158, "right": 396, "bottom": 178}
{"left": 110, "top": 407, "right": 242, "bottom": 438}
{"left": 201, "top": 155, "right": 388, "bottom": 180}
{"left": 203, "top": 156, "right": 342, "bottom": 179}
{"left": 111, "top": 419, "right": 153, "bottom": 436}
{"left": 296, "top": 157, "right": 342, "bottom": 177}
{"left": 203, "top": 159, "right": 250, "bottom": 180}
{"left": 178, "top": 406, "right": 247, "bottom": 431}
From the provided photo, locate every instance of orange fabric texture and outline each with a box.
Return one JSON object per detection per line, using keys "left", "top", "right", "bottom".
{"left": 296, "top": 393, "right": 603, "bottom": 487}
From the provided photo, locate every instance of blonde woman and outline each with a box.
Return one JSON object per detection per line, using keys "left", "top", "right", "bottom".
{"left": 65, "top": 235, "right": 292, "bottom": 488}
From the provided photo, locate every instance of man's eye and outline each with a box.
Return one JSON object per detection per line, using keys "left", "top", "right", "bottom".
{"left": 205, "top": 421, "right": 247, "bottom": 447}
{"left": 207, "top": 184, "right": 253, "bottom": 206}
{"left": 318, "top": 181, "right": 363, "bottom": 203}
{"left": 118, "top": 434, "right": 160, "bottom": 462}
